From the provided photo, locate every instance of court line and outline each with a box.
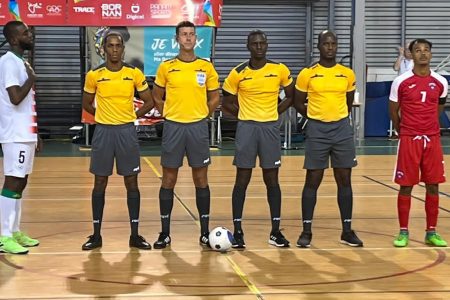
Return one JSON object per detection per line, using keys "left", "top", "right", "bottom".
{"left": 21, "top": 194, "right": 402, "bottom": 201}
{"left": 143, "top": 157, "right": 264, "bottom": 300}
{"left": 6, "top": 246, "right": 449, "bottom": 256}
{"left": 363, "top": 175, "right": 450, "bottom": 213}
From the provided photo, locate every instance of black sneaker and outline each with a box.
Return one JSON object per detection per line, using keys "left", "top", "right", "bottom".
{"left": 129, "top": 235, "right": 152, "bottom": 250}
{"left": 153, "top": 232, "right": 171, "bottom": 249}
{"left": 232, "top": 230, "right": 246, "bottom": 249}
{"left": 296, "top": 231, "right": 312, "bottom": 248}
{"left": 340, "top": 230, "right": 363, "bottom": 247}
{"left": 199, "top": 232, "right": 211, "bottom": 248}
{"left": 269, "top": 231, "right": 290, "bottom": 247}
{"left": 82, "top": 235, "right": 102, "bottom": 251}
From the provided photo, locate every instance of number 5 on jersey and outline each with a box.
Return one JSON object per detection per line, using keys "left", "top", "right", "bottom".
{"left": 19, "top": 150, "right": 26, "bottom": 163}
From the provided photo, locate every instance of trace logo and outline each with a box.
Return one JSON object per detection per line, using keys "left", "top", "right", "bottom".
{"left": 73, "top": 6, "right": 95, "bottom": 14}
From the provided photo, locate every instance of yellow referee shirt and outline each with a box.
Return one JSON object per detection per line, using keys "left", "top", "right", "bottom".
{"left": 84, "top": 63, "right": 149, "bottom": 125}
{"left": 295, "top": 63, "right": 356, "bottom": 122}
{"left": 223, "top": 60, "right": 292, "bottom": 122}
{"left": 154, "top": 57, "right": 220, "bottom": 123}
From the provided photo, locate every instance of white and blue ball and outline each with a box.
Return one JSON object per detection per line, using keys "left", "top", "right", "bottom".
{"left": 208, "top": 227, "right": 234, "bottom": 252}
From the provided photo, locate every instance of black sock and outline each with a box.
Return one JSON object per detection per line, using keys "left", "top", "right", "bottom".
{"left": 196, "top": 186, "right": 210, "bottom": 235}
{"left": 127, "top": 190, "right": 140, "bottom": 237}
{"left": 232, "top": 185, "right": 246, "bottom": 233}
{"left": 92, "top": 191, "right": 105, "bottom": 237}
{"left": 338, "top": 186, "right": 353, "bottom": 232}
{"left": 267, "top": 184, "right": 281, "bottom": 234}
{"left": 159, "top": 187, "right": 174, "bottom": 235}
{"left": 302, "top": 186, "right": 317, "bottom": 233}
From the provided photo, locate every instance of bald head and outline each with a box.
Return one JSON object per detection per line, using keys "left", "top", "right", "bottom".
{"left": 318, "top": 30, "right": 337, "bottom": 45}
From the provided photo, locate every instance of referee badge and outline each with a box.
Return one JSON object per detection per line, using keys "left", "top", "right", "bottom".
{"left": 196, "top": 72, "right": 206, "bottom": 86}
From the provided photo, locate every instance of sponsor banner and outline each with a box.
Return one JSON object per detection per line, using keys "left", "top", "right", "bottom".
{"left": 0, "top": 1, "right": 12, "bottom": 22}
{"left": 9, "top": 0, "right": 66, "bottom": 25}
{"left": 3, "top": 0, "right": 223, "bottom": 26}
{"left": 144, "top": 26, "right": 213, "bottom": 75}
{"left": 67, "top": 0, "right": 223, "bottom": 27}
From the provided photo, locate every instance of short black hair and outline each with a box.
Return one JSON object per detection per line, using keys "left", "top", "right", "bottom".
{"left": 103, "top": 31, "right": 124, "bottom": 48}
{"left": 3, "top": 21, "right": 25, "bottom": 43}
{"left": 409, "top": 38, "right": 432, "bottom": 52}
{"left": 108, "top": 26, "right": 130, "bottom": 42}
{"left": 318, "top": 30, "right": 337, "bottom": 44}
{"left": 176, "top": 21, "right": 195, "bottom": 35}
{"left": 247, "top": 30, "right": 267, "bottom": 43}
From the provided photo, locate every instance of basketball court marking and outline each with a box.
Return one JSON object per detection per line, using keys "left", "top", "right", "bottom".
{"left": 364, "top": 175, "right": 450, "bottom": 212}
{"left": 143, "top": 157, "right": 265, "bottom": 300}
{"left": 3, "top": 246, "right": 448, "bottom": 256}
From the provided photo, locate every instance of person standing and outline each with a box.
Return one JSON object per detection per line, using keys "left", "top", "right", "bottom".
{"left": 393, "top": 41, "right": 414, "bottom": 75}
{"left": 151, "top": 21, "right": 220, "bottom": 249}
{"left": 81, "top": 31, "right": 154, "bottom": 250}
{"left": 294, "top": 30, "right": 363, "bottom": 248}
{"left": 389, "top": 38, "right": 448, "bottom": 247}
{"left": 222, "top": 30, "right": 294, "bottom": 248}
{"left": 0, "top": 21, "right": 41, "bottom": 254}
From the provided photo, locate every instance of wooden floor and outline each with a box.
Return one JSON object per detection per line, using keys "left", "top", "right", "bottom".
{"left": 1, "top": 155, "right": 450, "bottom": 299}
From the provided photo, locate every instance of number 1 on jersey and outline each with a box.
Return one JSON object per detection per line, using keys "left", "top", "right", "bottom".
{"left": 420, "top": 91, "right": 427, "bottom": 103}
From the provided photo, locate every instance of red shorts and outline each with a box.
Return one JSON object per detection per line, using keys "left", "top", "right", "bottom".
{"left": 394, "top": 135, "right": 445, "bottom": 185}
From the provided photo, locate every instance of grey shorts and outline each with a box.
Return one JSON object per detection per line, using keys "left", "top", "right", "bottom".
{"left": 233, "top": 120, "right": 281, "bottom": 169}
{"left": 161, "top": 119, "right": 211, "bottom": 168}
{"left": 303, "top": 117, "right": 357, "bottom": 170}
{"left": 90, "top": 123, "right": 141, "bottom": 176}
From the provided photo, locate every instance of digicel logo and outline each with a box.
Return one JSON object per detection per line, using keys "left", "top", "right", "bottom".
{"left": 73, "top": 7, "right": 95, "bottom": 13}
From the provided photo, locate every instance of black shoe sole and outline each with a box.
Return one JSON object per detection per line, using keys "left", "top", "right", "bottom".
{"left": 153, "top": 243, "right": 170, "bottom": 249}
{"left": 340, "top": 240, "right": 363, "bottom": 247}
{"left": 81, "top": 244, "right": 102, "bottom": 251}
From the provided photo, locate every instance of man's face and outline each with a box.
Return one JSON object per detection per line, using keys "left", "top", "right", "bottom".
{"left": 318, "top": 33, "right": 337, "bottom": 59}
{"left": 104, "top": 35, "right": 124, "bottom": 63}
{"left": 15, "top": 24, "right": 34, "bottom": 50}
{"left": 247, "top": 34, "right": 268, "bottom": 59}
{"left": 176, "top": 26, "right": 196, "bottom": 51}
{"left": 411, "top": 42, "right": 432, "bottom": 66}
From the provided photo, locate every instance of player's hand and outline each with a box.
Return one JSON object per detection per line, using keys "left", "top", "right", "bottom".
{"left": 398, "top": 46, "right": 404, "bottom": 56}
{"left": 36, "top": 136, "right": 43, "bottom": 152}
{"left": 24, "top": 61, "right": 36, "bottom": 82}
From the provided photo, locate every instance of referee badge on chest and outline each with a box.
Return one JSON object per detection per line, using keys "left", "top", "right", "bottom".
{"left": 196, "top": 72, "right": 206, "bottom": 86}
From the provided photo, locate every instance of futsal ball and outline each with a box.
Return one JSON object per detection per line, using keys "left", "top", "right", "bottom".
{"left": 208, "top": 227, "right": 234, "bottom": 252}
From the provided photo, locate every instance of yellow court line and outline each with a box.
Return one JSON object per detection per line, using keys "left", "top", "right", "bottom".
{"left": 143, "top": 156, "right": 264, "bottom": 300}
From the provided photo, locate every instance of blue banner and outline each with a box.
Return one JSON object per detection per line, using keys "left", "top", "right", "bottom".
{"left": 144, "top": 26, "right": 213, "bottom": 76}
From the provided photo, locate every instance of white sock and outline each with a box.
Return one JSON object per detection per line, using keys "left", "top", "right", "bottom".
{"left": 0, "top": 195, "right": 17, "bottom": 237}
{"left": 12, "top": 198, "right": 22, "bottom": 233}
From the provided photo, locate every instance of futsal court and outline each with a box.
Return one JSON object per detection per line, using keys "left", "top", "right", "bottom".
{"left": 0, "top": 138, "right": 449, "bottom": 299}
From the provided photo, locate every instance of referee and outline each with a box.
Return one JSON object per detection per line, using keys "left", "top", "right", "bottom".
{"left": 222, "top": 30, "right": 294, "bottom": 248}
{"left": 294, "top": 30, "right": 363, "bottom": 248}
{"left": 81, "top": 31, "right": 154, "bottom": 250}
{"left": 152, "top": 21, "right": 220, "bottom": 249}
